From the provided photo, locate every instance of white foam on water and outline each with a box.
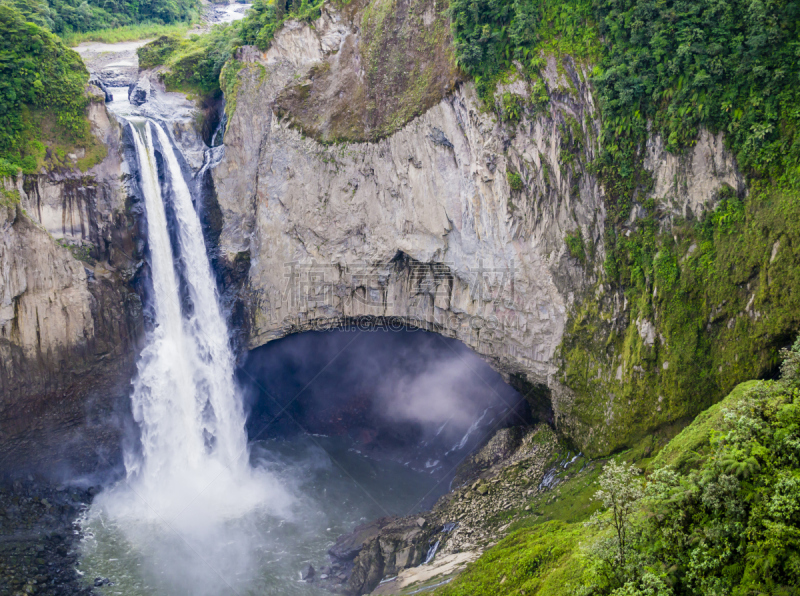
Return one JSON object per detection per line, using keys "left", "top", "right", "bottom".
{"left": 89, "top": 120, "right": 290, "bottom": 565}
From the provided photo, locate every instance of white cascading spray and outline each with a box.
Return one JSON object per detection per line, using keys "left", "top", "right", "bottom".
{"left": 97, "top": 119, "right": 288, "bottom": 529}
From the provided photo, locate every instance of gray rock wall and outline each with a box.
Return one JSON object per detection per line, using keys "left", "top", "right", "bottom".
{"left": 212, "top": 12, "right": 744, "bottom": 451}
{"left": 0, "top": 102, "right": 143, "bottom": 477}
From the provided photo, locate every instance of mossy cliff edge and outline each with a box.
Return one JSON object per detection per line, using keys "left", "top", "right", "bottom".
{"left": 0, "top": 5, "right": 146, "bottom": 476}
{"left": 205, "top": 0, "right": 800, "bottom": 457}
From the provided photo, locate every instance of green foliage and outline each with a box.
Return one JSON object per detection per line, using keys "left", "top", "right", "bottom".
{"left": 436, "top": 350, "right": 800, "bottom": 596}
{"left": 58, "top": 22, "right": 191, "bottom": 46}
{"left": 500, "top": 91, "right": 524, "bottom": 122}
{"left": 137, "top": 25, "right": 240, "bottom": 97}
{"left": 0, "top": 186, "right": 20, "bottom": 206}
{"left": 219, "top": 58, "right": 248, "bottom": 121}
{"left": 562, "top": 184, "right": 800, "bottom": 455}
{"left": 239, "top": 0, "right": 325, "bottom": 51}
{"left": 435, "top": 521, "right": 592, "bottom": 596}
{"left": 585, "top": 461, "right": 644, "bottom": 572}
{"left": 650, "top": 381, "right": 761, "bottom": 473}
{"left": 1, "top": 0, "right": 198, "bottom": 35}
{"left": 138, "top": 34, "right": 183, "bottom": 69}
{"left": 139, "top": 0, "right": 327, "bottom": 100}
{"left": 594, "top": 0, "right": 800, "bottom": 201}
{"left": 449, "top": 0, "right": 600, "bottom": 102}
{"left": 579, "top": 343, "right": 800, "bottom": 596}
{"left": 565, "top": 229, "right": 586, "bottom": 262}
{"left": 507, "top": 169, "right": 523, "bottom": 191}
{"left": 0, "top": 4, "right": 99, "bottom": 174}
{"left": 529, "top": 76, "right": 549, "bottom": 113}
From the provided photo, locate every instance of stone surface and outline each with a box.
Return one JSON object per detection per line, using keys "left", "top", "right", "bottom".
{"left": 211, "top": 9, "right": 744, "bottom": 452}
{"left": 331, "top": 424, "right": 559, "bottom": 594}
{"left": 0, "top": 100, "right": 143, "bottom": 477}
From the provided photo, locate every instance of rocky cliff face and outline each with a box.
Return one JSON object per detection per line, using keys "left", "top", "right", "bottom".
{"left": 0, "top": 96, "right": 143, "bottom": 477}
{"left": 211, "top": 5, "right": 743, "bottom": 453}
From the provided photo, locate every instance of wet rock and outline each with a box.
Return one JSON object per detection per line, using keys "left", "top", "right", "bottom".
{"left": 128, "top": 78, "right": 150, "bottom": 106}
{"left": 428, "top": 127, "right": 453, "bottom": 149}
{"left": 0, "top": 98, "right": 144, "bottom": 476}
{"left": 327, "top": 425, "right": 560, "bottom": 594}
{"left": 0, "top": 478, "right": 97, "bottom": 596}
{"left": 88, "top": 78, "right": 112, "bottom": 102}
{"left": 300, "top": 564, "right": 315, "bottom": 581}
{"left": 329, "top": 517, "right": 393, "bottom": 561}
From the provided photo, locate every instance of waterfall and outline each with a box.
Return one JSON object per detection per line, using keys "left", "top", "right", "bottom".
{"left": 99, "top": 119, "right": 284, "bottom": 524}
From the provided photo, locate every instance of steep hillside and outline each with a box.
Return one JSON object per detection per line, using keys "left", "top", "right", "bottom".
{"left": 433, "top": 339, "right": 800, "bottom": 595}
{"left": 0, "top": 5, "right": 107, "bottom": 176}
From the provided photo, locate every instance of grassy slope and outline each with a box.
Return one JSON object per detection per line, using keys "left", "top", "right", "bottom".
{"left": 433, "top": 379, "right": 762, "bottom": 596}
{"left": 61, "top": 22, "right": 192, "bottom": 46}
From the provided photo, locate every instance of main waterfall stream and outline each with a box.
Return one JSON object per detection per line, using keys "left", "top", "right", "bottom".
{"left": 75, "top": 76, "right": 525, "bottom": 592}
{"left": 77, "top": 119, "right": 460, "bottom": 595}
{"left": 80, "top": 119, "right": 292, "bottom": 594}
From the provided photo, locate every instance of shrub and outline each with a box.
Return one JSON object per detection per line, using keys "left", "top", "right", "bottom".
{"left": 507, "top": 170, "right": 523, "bottom": 191}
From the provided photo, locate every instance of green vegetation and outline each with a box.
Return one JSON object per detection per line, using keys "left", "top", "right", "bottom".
{"left": 445, "top": 0, "right": 800, "bottom": 453}
{"left": 561, "top": 176, "right": 800, "bottom": 454}
{"left": 449, "top": 0, "right": 600, "bottom": 102}
{"left": 1, "top": 0, "right": 198, "bottom": 36}
{"left": 0, "top": 5, "right": 104, "bottom": 176}
{"left": 137, "top": 25, "right": 240, "bottom": 97}
{"left": 594, "top": 0, "right": 800, "bottom": 224}
{"left": 269, "top": 0, "right": 459, "bottom": 142}
{"left": 60, "top": 22, "right": 191, "bottom": 46}
{"left": 0, "top": 186, "right": 21, "bottom": 207}
{"left": 138, "top": 0, "right": 325, "bottom": 101}
{"left": 239, "top": 0, "right": 325, "bottom": 50}
{"left": 565, "top": 229, "right": 585, "bottom": 262}
{"left": 436, "top": 521, "right": 591, "bottom": 596}
{"left": 449, "top": 0, "right": 800, "bottom": 207}
{"left": 578, "top": 342, "right": 800, "bottom": 595}
{"left": 437, "top": 342, "right": 800, "bottom": 595}
{"left": 577, "top": 0, "right": 800, "bottom": 454}
{"left": 507, "top": 170, "right": 523, "bottom": 191}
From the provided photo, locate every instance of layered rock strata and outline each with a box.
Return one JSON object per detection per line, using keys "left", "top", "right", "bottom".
{"left": 0, "top": 97, "right": 143, "bottom": 477}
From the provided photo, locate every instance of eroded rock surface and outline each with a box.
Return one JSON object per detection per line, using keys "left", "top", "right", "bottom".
{"left": 212, "top": 8, "right": 742, "bottom": 452}
{"left": 0, "top": 101, "right": 143, "bottom": 477}
{"left": 326, "top": 424, "right": 559, "bottom": 594}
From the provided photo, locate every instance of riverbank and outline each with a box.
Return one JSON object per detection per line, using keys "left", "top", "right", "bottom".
{"left": 0, "top": 479, "right": 100, "bottom": 596}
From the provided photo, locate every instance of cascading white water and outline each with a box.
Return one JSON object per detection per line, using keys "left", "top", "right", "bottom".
{"left": 97, "top": 120, "right": 286, "bottom": 526}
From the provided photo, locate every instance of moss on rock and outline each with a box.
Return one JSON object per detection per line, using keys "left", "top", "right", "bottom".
{"left": 273, "top": 0, "right": 462, "bottom": 143}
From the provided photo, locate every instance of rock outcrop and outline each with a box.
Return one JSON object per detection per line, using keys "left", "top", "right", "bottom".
{"left": 0, "top": 100, "right": 143, "bottom": 477}
{"left": 211, "top": 5, "right": 743, "bottom": 453}
{"left": 323, "top": 424, "right": 559, "bottom": 594}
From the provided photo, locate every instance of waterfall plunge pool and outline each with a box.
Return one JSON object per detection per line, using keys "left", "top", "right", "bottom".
{"left": 79, "top": 328, "right": 526, "bottom": 596}
{"left": 79, "top": 435, "right": 443, "bottom": 596}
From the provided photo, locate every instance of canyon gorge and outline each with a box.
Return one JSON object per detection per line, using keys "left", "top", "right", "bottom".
{"left": 1, "top": 0, "right": 798, "bottom": 595}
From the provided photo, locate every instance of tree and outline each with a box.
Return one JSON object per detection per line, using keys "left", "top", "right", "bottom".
{"left": 589, "top": 460, "right": 644, "bottom": 567}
